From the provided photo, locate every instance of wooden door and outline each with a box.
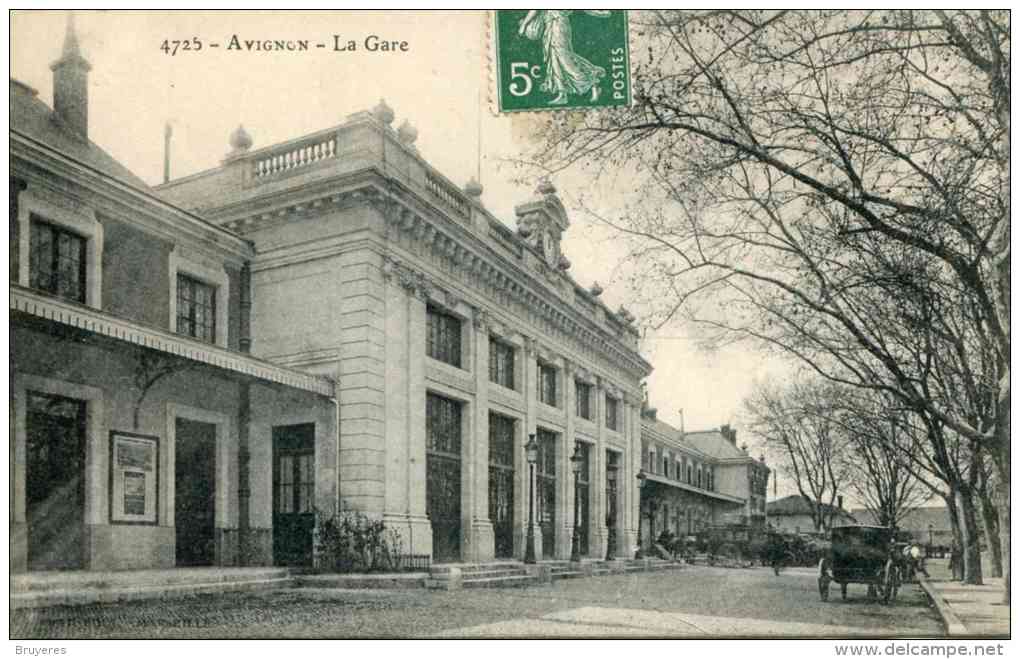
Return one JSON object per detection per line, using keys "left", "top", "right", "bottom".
{"left": 273, "top": 423, "right": 315, "bottom": 567}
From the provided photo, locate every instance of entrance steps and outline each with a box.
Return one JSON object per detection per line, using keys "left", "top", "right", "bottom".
{"left": 427, "top": 561, "right": 538, "bottom": 590}
{"left": 11, "top": 567, "right": 292, "bottom": 609}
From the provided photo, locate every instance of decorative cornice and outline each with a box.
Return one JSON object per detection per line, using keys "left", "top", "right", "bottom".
{"left": 377, "top": 187, "right": 651, "bottom": 380}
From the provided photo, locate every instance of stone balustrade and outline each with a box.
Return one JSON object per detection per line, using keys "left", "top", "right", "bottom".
{"left": 425, "top": 170, "right": 470, "bottom": 220}
{"left": 252, "top": 132, "right": 338, "bottom": 179}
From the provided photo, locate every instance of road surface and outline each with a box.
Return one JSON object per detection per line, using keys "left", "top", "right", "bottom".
{"left": 12, "top": 565, "right": 943, "bottom": 638}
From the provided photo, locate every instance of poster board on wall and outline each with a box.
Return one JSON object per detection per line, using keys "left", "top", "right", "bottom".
{"left": 109, "top": 431, "right": 159, "bottom": 525}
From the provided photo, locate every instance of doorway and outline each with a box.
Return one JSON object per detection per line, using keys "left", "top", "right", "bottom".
{"left": 272, "top": 423, "right": 315, "bottom": 567}
{"left": 536, "top": 429, "right": 557, "bottom": 559}
{"left": 175, "top": 417, "right": 216, "bottom": 566}
{"left": 25, "top": 391, "right": 86, "bottom": 571}
{"left": 426, "top": 393, "right": 462, "bottom": 563}
{"left": 488, "top": 413, "right": 515, "bottom": 559}
{"left": 575, "top": 442, "right": 590, "bottom": 556}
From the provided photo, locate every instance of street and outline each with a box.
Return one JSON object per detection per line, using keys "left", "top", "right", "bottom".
{"left": 12, "top": 565, "right": 943, "bottom": 639}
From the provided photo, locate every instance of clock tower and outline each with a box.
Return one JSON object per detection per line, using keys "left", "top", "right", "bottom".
{"left": 515, "top": 180, "right": 571, "bottom": 271}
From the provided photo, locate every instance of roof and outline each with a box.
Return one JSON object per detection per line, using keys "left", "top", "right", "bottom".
{"left": 683, "top": 429, "right": 748, "bottom": 461}
{"left": 10, "top": 78, "right": 151, "bottom": 191}
{"left": 850, "top": 506, "right": 951, "bottom": 531}
{"left": 767, "top": 494, "right": 857, "bottom": 519}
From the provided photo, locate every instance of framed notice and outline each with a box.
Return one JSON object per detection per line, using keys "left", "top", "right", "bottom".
{"left": 109, "top": 431, "right": 159, "bottom": 525}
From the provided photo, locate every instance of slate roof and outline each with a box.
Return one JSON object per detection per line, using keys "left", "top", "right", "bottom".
{"left": 10, "top": 78, "right": 152, "bottom": 191}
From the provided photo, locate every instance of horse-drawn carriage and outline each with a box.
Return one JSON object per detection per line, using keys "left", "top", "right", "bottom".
{"left": 818, "top": 525, "right": 902, "bottom": 603}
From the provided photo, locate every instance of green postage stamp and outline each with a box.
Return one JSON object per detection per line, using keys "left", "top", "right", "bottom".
{"left": 493, "top": 10, "right": 631, "bottom": 112}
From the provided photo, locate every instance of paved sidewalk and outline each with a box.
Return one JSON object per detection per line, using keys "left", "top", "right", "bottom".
{"left": 919, "top": 559, "right": 1009, "bottom": 637}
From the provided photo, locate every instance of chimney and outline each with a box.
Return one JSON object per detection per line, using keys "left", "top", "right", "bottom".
{"left": 720, "top": 424, "right": 737, "bottom": 444}
{"left": 50, "top": 13, "right": 91, "bottom": 139}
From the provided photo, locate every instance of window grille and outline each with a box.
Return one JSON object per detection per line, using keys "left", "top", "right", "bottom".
{"left": 426, "top": 393, "right": 462, "bottom": 456}
{"left": 575, "top": 381, "right": 592, "bottom": 419}
{"left": 605, "top": 395, "right": 619, "bottom": 430}
{"left": 538, "top": 363, "right": 557, "bottom": 407}
{"left": 489, "top": 338, "right": 515, "bottom": 389}
{"left": 427, "top": 305, "right": 462, "bottom": 367}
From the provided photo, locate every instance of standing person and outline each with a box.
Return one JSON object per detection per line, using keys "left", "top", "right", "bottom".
{"left": 949, "top": 541, "right": 963, "bottom": 580}
{"left": 518, "top": 10, "right": 609, "bottom": 105}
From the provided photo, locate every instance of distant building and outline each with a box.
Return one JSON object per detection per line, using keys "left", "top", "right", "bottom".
{"left": 766, "top": 494, "right": 855, "bottom": 534}
{"left": 851, "top": 507, "right": 953, "bottom": 546}
{"left": 638, "top": 409, "right": 769, "bottom": 549}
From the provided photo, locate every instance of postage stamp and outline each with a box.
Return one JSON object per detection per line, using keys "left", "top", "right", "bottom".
{"left": 493, "top": 9, "right": 631, "bottom": 113}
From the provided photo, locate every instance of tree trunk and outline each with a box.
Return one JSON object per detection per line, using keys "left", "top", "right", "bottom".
{"left": 955, "top": 486, "right": 984, "bottom": 585}
{"left": 943, "top": 491, "right": 963, "bottom": 580}
{"left": 991, "top": 402, "right": 1010, "bottom": 603}
{"left": 978, "top": 482, "right": 1003, "bottom": 578}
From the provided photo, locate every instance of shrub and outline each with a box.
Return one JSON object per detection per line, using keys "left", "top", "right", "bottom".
{"left": 314, "top": 505, "right": 403, "bottom": 573}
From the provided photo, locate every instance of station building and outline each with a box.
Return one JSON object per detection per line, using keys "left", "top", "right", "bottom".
{"left": 155, "top": 99, "right": 653, "bottom": 563}
{"left": 638, "top": 408, "right": 770, "bottom": 548}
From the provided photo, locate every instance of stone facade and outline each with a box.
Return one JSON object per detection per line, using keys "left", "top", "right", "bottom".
{"left": 156, "top": 102, "right": 653, "bottom": 563}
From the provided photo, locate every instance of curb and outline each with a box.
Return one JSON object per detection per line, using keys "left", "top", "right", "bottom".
{"left": 918, "top": 575, "right": 969, "bottom": 636}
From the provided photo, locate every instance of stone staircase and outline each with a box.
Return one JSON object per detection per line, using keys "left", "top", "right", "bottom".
{"left": 11, "top": 567, "right": 293, "bottom": 609}
{"left": 427, "top": 561, "right": 538, "bottom": 590}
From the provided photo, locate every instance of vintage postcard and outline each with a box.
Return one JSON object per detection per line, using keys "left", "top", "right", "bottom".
{"left": 8, "top": 8, "right": 1010, "bottom": 650}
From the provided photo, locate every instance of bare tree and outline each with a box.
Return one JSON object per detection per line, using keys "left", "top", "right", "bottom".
{"left": 835, "top": 392, "right": 934, "bottom": 529}
{"left": 526, "top": 9, "right": 1009, "bottom": 599}
{"left": 745, "top": 378, "right": 851, "bottom": 532}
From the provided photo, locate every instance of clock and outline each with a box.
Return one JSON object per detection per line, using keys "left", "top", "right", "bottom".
{"left": 542, "top": 231, "right": 558, "bottom": 268}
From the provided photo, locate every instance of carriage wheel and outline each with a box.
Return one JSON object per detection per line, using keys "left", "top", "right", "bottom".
{"left": 818, "top": 558, "right": 830, "bottom": 601}
{"left": 882, "top": 560, "right": 899, "bottom": 604}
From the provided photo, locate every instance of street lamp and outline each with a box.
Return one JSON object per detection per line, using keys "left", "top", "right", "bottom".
{"left": 524, "top": 433, "right": 539, "bottom": 564}
{"left": 928, "top": 523, "right": 935, "bottom": 550}
{"left": 570, "top": 442, "right": 584, "bottom": 562}
{"left": 635, "top": 468, "right": 647, "bottom": 558}
{"left": 605, "top": 461, "right": 619, "bottom": 561}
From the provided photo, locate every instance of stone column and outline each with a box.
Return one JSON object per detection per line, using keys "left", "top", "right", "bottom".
{"left": 589, "top": 378, "right": 608, "bottom": 559}
{"left": 467, "top": 307, "right": 495, "bottom": 562}
{"left": 557, "top": 359, "right": 575, "bottom": 560}
{"left": 516, "top": 336, "right": 542, "bottom": 559}
{"left": 623, "top": 397, "right": 640, "bottom": 557}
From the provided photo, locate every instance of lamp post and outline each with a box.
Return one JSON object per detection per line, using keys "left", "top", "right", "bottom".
{"left": 570, "top": 442, "right": 584, "bottom": 562}
{"left": 635, "top": 469, "right": 647, "bottom": 558}
{"left": 928, "top": 523, "right": 935, "bottom": 552}
{"left": 524, "top": 433, "right": 539, "bottom": 564}
{"left": 605, "top": 461, "right": 618, "bottom": 560}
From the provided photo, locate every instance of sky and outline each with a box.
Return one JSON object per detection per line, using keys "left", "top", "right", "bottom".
{"left": 10, "top": 10, "right": 795, "bottom": 471}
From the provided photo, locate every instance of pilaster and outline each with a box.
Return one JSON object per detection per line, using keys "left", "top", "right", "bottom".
{"left": 557, "top": 360, "right": 574, "bottom": 560}
{"left": 590, "top": 378, "right": 608, "bottom": 558}
{"left": 378, "top": 258, "right": 432, "bottom": 556}
{"left": 467, "top": 307, "right": 494, "bottom": 561}
{"left": 623, "top": 398, "right": 640, "bottom": 557}
{"left": 515, "top": 336, "right": 539, "bottom": 559}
